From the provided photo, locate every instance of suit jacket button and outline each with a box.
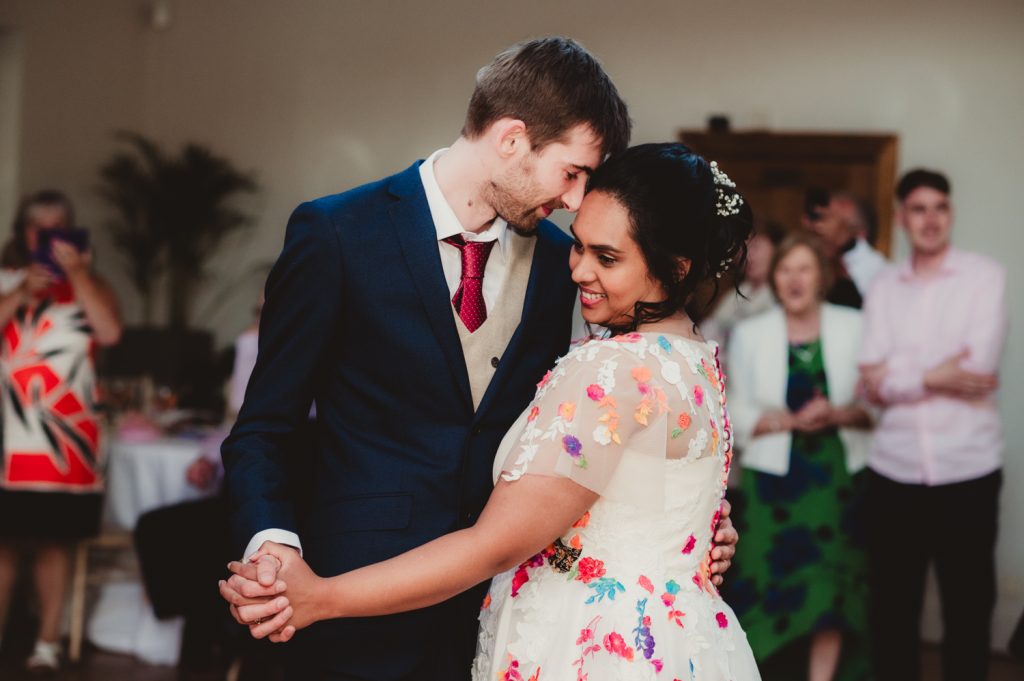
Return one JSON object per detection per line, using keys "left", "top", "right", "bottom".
{"left": 490, "top": 356, "right": 500, "bottom": 368}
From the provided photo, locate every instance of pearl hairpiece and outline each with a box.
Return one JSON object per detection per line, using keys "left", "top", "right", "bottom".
{"left": 710, "top": 161, "right": 743, "bottom": 217}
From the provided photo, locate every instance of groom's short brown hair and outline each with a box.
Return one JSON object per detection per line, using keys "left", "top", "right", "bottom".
{"left": 463, "top": 37, "right": 631, "bottom": 159}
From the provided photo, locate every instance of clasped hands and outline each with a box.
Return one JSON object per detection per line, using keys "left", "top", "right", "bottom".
{"left": 220, "top": 542, "right": 322, "bottom": 642}
{"left": 220, "top": 503, "right": 740, "bottom": 643}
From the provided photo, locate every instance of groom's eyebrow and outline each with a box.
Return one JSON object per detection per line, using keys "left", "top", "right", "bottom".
{"left": 572, "top": 163, "right": 595, "bottom": 175}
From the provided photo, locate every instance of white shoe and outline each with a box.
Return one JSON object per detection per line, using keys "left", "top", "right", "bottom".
{"left": 25, "top": 639, "right": 60, "bottom": 674}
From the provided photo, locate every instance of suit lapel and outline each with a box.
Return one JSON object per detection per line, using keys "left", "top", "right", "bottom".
{"left": 387, "top": 164, "right": 473, "bottom": 413}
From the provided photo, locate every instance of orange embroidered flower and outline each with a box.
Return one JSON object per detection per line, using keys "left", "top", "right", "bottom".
{"left": 572, "top": 512, "right": 590, "bottom": 528}
{"left": 527, "top": 406, "right": 540, "bottom": 422}
{"left": 481, "top": 593, "right": 492, "bottom": 610}
{"left": 678, "top": 413, "right": 692, "bottom": 430}
{"left": 558, "top": 401, "right": 577, "bottom": 422}
{"left": 631, "top": 365, "right": 652, "bottom": 383}
{"left": 702, "top": 358, "right": 721, "bottom": 390}
{"left": 634, "top": 398, "right": 653, "bottom": 426}
{"left": 638, "top": 575, "right": 655, "bottom": 594}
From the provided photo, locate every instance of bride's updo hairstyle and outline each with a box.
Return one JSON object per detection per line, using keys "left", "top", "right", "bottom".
{"left": 585, "top": 143, "right": 752, "bottom": 334}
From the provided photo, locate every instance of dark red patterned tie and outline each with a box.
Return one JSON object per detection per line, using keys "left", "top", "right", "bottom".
{"left": 444, "top": 235, "right": 496, "bottom": 333}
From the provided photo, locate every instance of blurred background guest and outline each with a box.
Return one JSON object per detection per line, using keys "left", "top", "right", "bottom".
{"left": 701, "top": 219, "right": 785, "bottom": 354}
{"left": 724, "top": 232, "right": 874, "bottom": 681}
{"left": 803, "top": 188, "right": 879, "bottom": 309}
{"left": 0, "top": 190, "right": 122, "bottom": 673}
{"left": 827, "top": 191, "right": 887, "bottom": 297}
{"left": 859, "top": 169, "right": 1007, "bottom": 681}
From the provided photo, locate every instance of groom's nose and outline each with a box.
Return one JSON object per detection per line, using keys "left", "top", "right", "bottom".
{"left": 561, "top": 179, "right": 586, "bottom": 212}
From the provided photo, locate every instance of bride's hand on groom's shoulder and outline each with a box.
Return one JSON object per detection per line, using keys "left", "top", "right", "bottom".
{"left": 220, "top": 541, "right": 325, "bottom": 642}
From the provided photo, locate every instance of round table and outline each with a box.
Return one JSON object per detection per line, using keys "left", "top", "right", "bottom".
{"left": 87, "top": 435, "right": 217, "bottom": 666}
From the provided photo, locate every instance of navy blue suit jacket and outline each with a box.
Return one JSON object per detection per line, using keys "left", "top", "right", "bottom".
{"left": 222, "top": 162, "right": 577, "bottom": 679}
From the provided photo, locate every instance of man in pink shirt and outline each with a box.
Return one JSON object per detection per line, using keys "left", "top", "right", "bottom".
{"left": 859, "top": 168, "right": 1007, "bottom": 681}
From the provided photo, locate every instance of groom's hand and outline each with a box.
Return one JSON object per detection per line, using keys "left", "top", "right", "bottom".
{"left": 709, "top": 499, "right": 738, "bottom": 586}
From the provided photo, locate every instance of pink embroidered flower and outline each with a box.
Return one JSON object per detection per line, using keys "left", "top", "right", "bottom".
{"left": 527, "top": 406, "right": 540, "bottom": 422}
{"left": 559, "top": 401, "right": 577, "bottom": 422}
{"left": 638, "top": 575, "right": 655, "bottom": 593}
{"left": 636, "top": 382, "right": 652, "bottom": 396}
{"left": 576, "top": 557, "right": 606, "bottom": 583}
{"left": 682, "top": 534, "right": 697, "bottom": 554}
{"left": 631, "top": 366, "right": 652, "bottom": 383}
{"left": 693, "top": 385, "right": 704, "bottom": 406}
{"left": 716, "top": 611, "right": 729, "bottom": 628}
{"left": 536, "top": 370, "right": 552, "bottom": 390}
{"left": 616, "top": 332, "right": 643, "bottom": 343}
{"left": 651, "top": 659, "right": 664, "bottom": 672}
{"left": 586, "top": 384, "right": 605, "bottom": 401}
{"left": 576, "top": 626, "right": 595, "bottom": 645}
{"left": 602, "top": 631, "right": 635, "bottom": 660}
{"left": 661, "top": 592, "right": 676, "bottom": 607}
{"left": 511, "top": 566, "right": 530, "bottom": 597}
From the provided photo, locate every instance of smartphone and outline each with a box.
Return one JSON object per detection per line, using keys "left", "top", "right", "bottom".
{"left": 32, "top": 227, "right": 90, "bottom": 278}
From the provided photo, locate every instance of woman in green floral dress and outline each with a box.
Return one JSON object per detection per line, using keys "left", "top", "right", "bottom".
{"left": 724, "top": 234, "right": 875, "bottom": 681}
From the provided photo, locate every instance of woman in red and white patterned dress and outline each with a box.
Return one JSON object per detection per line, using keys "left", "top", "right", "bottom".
{"left": 0, "top": 191, "right": 122, "bottom": 672}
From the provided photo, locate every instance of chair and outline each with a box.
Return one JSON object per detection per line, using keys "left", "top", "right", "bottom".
{"left": 67, "top": 531, "right": 135, "bottom": 663}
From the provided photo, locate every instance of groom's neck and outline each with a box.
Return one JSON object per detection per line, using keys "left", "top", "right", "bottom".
{"left": 432, "top": 138, "right": 500, "bottom": 234}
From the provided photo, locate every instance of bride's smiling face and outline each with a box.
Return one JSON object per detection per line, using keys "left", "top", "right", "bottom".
{"left": 569, "top": 191, "right": 668, "bottom": 329}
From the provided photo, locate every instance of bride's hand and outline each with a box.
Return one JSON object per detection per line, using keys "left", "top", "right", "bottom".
{"left": 225, "top": 546, "right": 327, "bottom": 641}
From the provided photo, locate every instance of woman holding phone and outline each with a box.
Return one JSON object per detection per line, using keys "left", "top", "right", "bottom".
{"left": 0, "top": 190, "right": 122, "bottom": 672}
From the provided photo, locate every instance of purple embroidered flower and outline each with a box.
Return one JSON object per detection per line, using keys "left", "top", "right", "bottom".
{"left": 562, "top": 435, "right": 583, "bottom": 458}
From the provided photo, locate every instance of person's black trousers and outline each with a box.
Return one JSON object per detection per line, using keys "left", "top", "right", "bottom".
{"left": 866, "top": 468, "right": 1001, "bottom": 681}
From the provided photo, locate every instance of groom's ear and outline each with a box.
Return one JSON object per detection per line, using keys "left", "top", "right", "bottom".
{"left": 491, "top": 118, "right": 529, "bottom": 159}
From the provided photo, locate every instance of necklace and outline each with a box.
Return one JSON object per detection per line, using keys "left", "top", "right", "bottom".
{"left": 790, "top": 341, "right": 818, "bottom": 364}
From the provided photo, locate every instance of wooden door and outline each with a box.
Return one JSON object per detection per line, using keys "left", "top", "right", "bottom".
{"left": 677, "top": 131, "right": 899, "bottom": 255}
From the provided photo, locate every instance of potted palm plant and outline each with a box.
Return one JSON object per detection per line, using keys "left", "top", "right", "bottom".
{"left": 96, "top": 133, "right": 258, "bottom": 408}
{"left": 98, "top": 132, "right": 258, "bottom": 327}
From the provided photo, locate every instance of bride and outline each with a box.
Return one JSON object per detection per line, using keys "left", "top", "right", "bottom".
{"left": 222, "top": 143, "right": 761, "bottom": 680}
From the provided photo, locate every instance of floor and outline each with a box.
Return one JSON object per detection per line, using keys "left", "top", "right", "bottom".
{"left": 0, "top": 644, "right": 1019, "bottom": 680}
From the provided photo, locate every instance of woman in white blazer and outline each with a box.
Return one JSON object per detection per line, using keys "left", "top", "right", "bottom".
{"left": 723, "top": 233, "right": 873, "bottom": 681}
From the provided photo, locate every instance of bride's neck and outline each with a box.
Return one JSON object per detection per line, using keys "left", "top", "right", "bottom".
{"left": 635, "top": 313, "right": 702, "bottom": 341}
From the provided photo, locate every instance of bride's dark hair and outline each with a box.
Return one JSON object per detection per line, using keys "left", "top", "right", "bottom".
{"left": 584, "top": 143, "right": 753, "bottom": 335}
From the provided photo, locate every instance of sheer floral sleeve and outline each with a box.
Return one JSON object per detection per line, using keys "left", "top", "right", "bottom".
{"left": 497, "top": 333, "right": 730, "bottom": 510}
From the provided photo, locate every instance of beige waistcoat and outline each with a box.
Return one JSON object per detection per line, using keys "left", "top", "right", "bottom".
{"left": 454, "top": 232, "right": 536, "bottom": 411}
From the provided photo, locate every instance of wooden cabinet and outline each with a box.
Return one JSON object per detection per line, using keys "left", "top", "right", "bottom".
{"left": 677, "top": 131, "right": 899, "bottom": 255}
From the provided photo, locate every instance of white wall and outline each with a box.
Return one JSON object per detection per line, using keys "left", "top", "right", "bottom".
{"left": 2, "top": 0, "right": 1022, "bottom": 648}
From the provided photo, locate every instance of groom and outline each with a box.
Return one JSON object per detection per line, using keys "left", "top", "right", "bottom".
{"left": 222, "top": 37, "right": 737, "bottom": 680}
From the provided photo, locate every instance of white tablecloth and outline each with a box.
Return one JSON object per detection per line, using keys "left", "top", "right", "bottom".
{"left": 87, "top": 436, "right": 215, "bottom": 666}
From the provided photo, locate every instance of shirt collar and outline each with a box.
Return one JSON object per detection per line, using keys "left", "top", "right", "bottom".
{"left": 898, "top": 246, "right": 962, "bottom": 281}
{"left": 419, "top": 148, "right": 509, "bottom": 253}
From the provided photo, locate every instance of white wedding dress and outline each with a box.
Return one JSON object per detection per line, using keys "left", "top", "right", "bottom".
{"left": 472, "top": 333, "right": 761, "bottom": 681}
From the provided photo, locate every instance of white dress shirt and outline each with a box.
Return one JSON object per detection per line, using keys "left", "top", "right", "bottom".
{"left": 842, "top": 238, "right": 888, "bottom": 298}
{"left": 421, "top": 148, "right": 511, "bottom": 310}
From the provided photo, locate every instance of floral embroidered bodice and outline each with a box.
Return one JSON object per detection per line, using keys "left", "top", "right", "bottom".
{"left": 473, "top": 332, "right": 760, "bottom": 681}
